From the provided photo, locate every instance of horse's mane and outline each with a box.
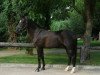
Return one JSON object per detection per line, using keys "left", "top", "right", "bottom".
{"left": 27, "top": 19, "right": 39, "bottom": 29}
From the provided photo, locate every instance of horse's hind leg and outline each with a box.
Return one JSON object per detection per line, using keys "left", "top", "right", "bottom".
{"left": 71, "top": 45, "right": 77, "bottom": 73}
{"left": 70, "top": 50, "right": 77, "bottom": 73}
{"left": 70, "top": 51, "right": 77, "bottom": 73}
{"left": 64, "top": 46, "right": 72, "bottom": 71}
{"left": 65, "top": 56, "right": 72, "bottom": 71}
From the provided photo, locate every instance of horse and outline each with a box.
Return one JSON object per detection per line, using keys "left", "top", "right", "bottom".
{"left": 16, "top": 16, "right": 77, "bottom": 73}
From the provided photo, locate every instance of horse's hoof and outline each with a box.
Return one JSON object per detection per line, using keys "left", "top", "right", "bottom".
{"left": 41, "top": 67, "right": 45, "bottom": 70}
{"left": 35, "top": 68, "right": 40, "bottom": 72}
{"left": 64, "top": 66, "right": 71, "bottom": 71}
{"left": 70, "top": 67, "right": 76, "bottom": 74}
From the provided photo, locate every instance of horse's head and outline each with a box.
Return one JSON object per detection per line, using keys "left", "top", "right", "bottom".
{"left": 16, "top": 16, "right": 28, "bottom": 34}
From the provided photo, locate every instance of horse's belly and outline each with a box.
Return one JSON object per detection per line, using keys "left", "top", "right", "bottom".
{"left": 34, "top": 33, "right": 62, "bottom": 48}
{"left": 45, "top": 38, "right": 62, "bottom": 48}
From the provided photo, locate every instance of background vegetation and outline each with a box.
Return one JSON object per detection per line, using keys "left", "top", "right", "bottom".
{"left": 0, "top": 0, "right": 100, "bottom": 63}
{"left": 0, "top": 0, "right": 99, "bottom": 42}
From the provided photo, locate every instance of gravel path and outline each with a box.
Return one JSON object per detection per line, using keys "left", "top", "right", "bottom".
{"left": 0, "top": 64, "right": 100, "bottom": 75}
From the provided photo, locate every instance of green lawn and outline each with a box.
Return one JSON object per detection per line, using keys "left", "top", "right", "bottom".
{"left": 78, "top": 40, "right": 100, "bottom": 46}
{"left": 0, "top": 52, "right": 100, "bottom": 65}
{"left": 0, "top": 54, "right": 68, "bottom": 64}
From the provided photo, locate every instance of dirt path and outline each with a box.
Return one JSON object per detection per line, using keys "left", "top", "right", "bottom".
{"left": 0, "top": 64, "right": 100, "bottom": 75}
{"left": 0, "top": 49, "right": 25, "bottom": 57}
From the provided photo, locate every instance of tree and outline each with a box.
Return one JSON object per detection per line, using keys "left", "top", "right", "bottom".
{"left": 92, "top": 2, "right": 100, "bottom": 37}
{"left": 81, "top": 0, "right": 96, "bottom": 63}
{"left": 2, "top": 0, "right": 17, "bottom": 43}
{"left": 64, "top": 0, "right": 97, "bottom": 63}
{"left": 32, "top": 0, "right": 76, "bottom": 29}
{"left": 71, "top": 0, "right": 96, "bottom": 63}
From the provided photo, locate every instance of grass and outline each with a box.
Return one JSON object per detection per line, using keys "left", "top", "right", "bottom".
{"left": 0, "top": 52, "right": 100, "bottom": 65}
{"left": 90, "top": 41, "right": 100, "bottom": 46}
{"left": 78, "top": 40, "right": 100, "bottom": 46}
{"left": 89, "top": 52, "right": 100, "bottom": 65}
{"left": 0, "top": 54, "right": 68, "bottom": 64}
{"left": 0, "top": 48, "right": 7, "bottom": 51}
{"left": 0, "top": 54, "right": 37, "bottom": 64}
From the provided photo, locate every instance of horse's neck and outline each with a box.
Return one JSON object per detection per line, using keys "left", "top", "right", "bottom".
{"left": 27, "top": 26, "right": 37, "bottom": 41}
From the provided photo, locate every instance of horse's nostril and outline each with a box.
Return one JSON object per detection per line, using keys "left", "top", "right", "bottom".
{"left": 15, "top": 28, "right": 20, "bottom": 34}
{"left": 15, "top": 29, "right": 18, "bottom": 33}
{"left": 15, "top": 29, "right": 20, "bottom": 36}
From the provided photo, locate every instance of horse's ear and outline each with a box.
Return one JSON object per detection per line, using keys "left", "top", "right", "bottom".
{"left": 25, "top": 16, "right": 28, "bottom": 20}
{"left": 19, "top": 13, "right": 28, "bottom": 18}
{"left": 19, "top": 14, "right": 25, "bottom": 18}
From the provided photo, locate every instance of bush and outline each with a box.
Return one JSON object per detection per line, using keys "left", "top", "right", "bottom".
{"left": 69, "top": 11, "right": 85, "bottom": 35}
{"left": 50, "top": 20, "right": 71, "bottom": 31}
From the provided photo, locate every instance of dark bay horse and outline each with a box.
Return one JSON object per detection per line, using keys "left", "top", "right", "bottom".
{"left": 16, "top": 16, "right": 77, "bottom": 73}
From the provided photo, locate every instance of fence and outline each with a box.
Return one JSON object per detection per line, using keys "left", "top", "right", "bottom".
{"left": 0, "top": 42, "right": 100, "bottom": 50}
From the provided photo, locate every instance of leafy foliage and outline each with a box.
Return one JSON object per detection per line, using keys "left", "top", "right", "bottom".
{"left": 0, "top": 12, "right": 8, "bottom": 41}
{"left": 69, "top": 11, "right": 85, "bottom": 34}
{"left": 51, "top": 20, "right": 70, "bottom": 31}
{"left": 92, "top": 1, "right": 100, "bottom": 35}
{"left": 0, "top": 0, "right": 99, "bottom": 42}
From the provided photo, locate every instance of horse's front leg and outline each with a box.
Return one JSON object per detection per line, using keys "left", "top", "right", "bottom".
{"left": 41, "top": 48, "right": 45, "bottom": 70}
{"left": 35, "top": 48, "right": 41, "bottom": 72}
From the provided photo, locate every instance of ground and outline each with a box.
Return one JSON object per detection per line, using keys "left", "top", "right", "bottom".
{"left": 0, "top": 49, "right": 100, "bottom": 75}
{"left": 0, "top": 49, "right": 25, "bottom": 57}
{"left": 0, "top": 64, "right": 100, "bottom": 75}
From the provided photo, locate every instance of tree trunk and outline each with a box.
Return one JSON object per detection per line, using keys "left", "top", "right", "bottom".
{"left": 80, "top": 0, "right": 95, "bottom": 63}
{"left": 8, "top": 20, "right": 16, "bottom": 43}
{"left": 7, "top": 0, "right": 17, "bottom": 49}
{"left": 7, "top": 15, "right": 17, "bottom": 50}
